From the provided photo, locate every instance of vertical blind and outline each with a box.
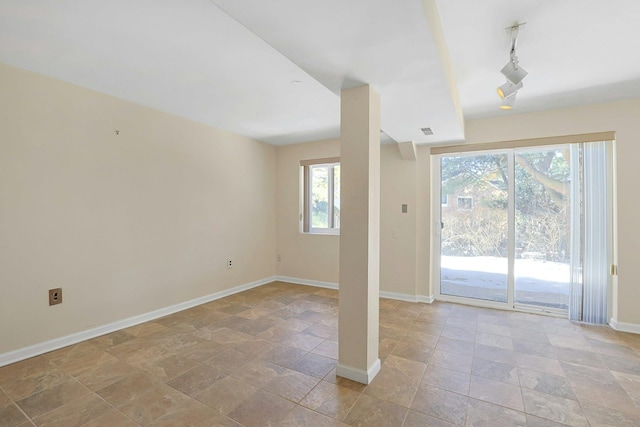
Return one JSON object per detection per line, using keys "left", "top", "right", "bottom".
{"left": 569, "top": 141, "right": 611, "bottom": 324}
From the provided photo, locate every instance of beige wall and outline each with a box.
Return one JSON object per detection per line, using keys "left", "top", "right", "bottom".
{"left": 0, "top": 63, "right": 277, "bottom": 354}
{"left": 276, "top": 141, "right": 431, "bottom": 298}
{"left": 380, "top": 145, "right": 417, "bottom": 296}
{"left": 275, "top": 139, "right": 340, "bottom": 283}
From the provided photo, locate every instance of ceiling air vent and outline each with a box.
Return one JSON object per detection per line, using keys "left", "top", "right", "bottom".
{"left": 421, "top": 127, "right": 434, "bottom": 136}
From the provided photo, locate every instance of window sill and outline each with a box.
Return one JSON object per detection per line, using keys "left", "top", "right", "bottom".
{"left": 304, "top": 229, "right": 340, "bottom": 236}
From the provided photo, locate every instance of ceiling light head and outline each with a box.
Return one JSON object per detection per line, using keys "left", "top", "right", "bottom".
{"left": 500, "top": 92, "right": 517, "bottom": 110}
{"left": 500, "top": 60, "right": 528, "bottom": 85}
{"left": 497, "top": 81, "right": 523, "bottom": 99}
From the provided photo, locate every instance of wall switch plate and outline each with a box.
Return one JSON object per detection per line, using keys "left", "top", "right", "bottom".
{"left": 402, "top": 204, "right": 408, "bottom": 213}
{"left": 49, "top": 288, "right": 62, "bottom": 306}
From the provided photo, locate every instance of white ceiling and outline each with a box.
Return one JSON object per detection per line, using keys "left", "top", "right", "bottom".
{"left": 0, "top": 0, "right": 639, "bottom": 145}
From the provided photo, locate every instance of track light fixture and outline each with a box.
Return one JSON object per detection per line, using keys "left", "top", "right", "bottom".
{"left": 500, "top": 92, "right": 517, "bottom": 110}
{"left": 497, "top": 81, "right": 523, "bottom": 99}
{"left": 497, "top": 23, "right": 526, "bottom": 109}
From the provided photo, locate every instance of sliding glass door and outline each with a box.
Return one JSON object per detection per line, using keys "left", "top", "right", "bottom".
{"left": 440, "top": 152, "right": 509, "bottom": 303}
{"left": 514, "top": 148, "right": 571, "bottom": 310}
{"left": 438, "top": 145, "right": 578, "bottom": 314}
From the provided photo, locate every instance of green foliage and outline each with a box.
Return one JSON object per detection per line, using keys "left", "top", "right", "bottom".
{"left": 441, "top": 150, "right": 570, "bottom": 262}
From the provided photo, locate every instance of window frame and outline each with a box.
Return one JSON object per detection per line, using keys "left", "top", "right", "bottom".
{"left": 301, "top": 157, "right": 340, "bottom": 235}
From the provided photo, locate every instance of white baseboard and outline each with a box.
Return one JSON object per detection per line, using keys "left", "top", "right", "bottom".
{"left": 276, "top": 276, "right": 434, "bottom": 304}
{"left": 609, "top": 317, "right": 640, "bottom": 334}
{"left": 275, "top": 276, "right": 338, "bottom": 290}
{"left": 0, "top": 276, "right": 276, "bottom": 367}
{"left": 336, "top": 359, "right": 381, "bottom": 384}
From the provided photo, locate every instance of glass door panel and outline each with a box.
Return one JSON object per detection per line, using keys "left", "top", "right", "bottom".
{"left": 440, "top": 153, "right": 509, "bottom": 303}
{"left": 514, "top": 148, "right": 571, "bottom": 310}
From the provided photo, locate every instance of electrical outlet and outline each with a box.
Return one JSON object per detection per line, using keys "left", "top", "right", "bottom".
{"left": 277, "top": 254, "right": 281, "bottom": 262}
{"left": 227, "top": 258, "right": 233, "bottom": 269}
{"left": 49, "top": 288, "right": 62, "bottom": 306}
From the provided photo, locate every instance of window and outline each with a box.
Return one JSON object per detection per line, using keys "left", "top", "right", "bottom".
{"left": 457, "top": 196, "right": 473, "bottom": 210}
{"left": 301, "top": 158, "right": 340, "bottom": 234}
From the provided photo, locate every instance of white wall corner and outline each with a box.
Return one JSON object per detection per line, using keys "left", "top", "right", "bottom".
{"left": 417, "top": 295, "right": 435, "bottom": 304}
{"left": 336, "top": 359, "right": 381, "bottom": 385}
{"left": 609, "top": 317, "right": 640, "bottom": 334}
{"left": 0, "top": 276, "right": 277, "bottom": 367}
{"left": 397, "top": 141, "right": 417, "bottom": 161}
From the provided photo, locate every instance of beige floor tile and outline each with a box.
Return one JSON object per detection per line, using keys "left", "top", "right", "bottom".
{"left": 16, "top": 378, "right": 90, "bottom": 419}
{"left": 581, "top": 400, "right": 640, "bottom": 427}
{"left": 515, "top": 353, "right": 564, "bottom": 376}
{"left": 0, "top": 357, "right": 68, "bottom": 401}
{"left": 469, "top": 375, "right": 524, "bottom": 411}
{"left": 411, "top": 385, "right": 468, "bottom": 425}
{"left": 75, "top": 408, "right": 140, "bottom": 427}
{"left": 145, "top": 399, "right": 231, "bottom": 427}
{"left": 343, "top": 394, "right": 407, "bottom": 427}
{"left": 194, "top": 376, "right": 258, "bottom": 415}
{"left": 473, "top": 343, "right": 517, "bottom": 365}
{"left": 525, "top": 414, "right": 571, "bottom": 427}
{"left": 364, "top": 355, "right": 426, "bottom": 408}
{"left": 430, "top": 349, "right": 473, "bottom": 374}
{"left": 302, "top": 324, "right": 337, "bottom": 339}
{"left": 97, "top": 373, "right": 190, "bottom": 425}
{"left": 283, "top": 332, "right": 325, "bottom": 351}
{"left": 0, "top": 388, "right": 11, "bottom": 407}
{"left": 512, "top": 339, "right": 557, "bottom": 358}
{"left": 203, "top": 348, "right": 255, "bottom": 373}
{"left": 88, "top": 330, "right": 136, "bottom": 349}
{"left": 509, "top": 328, "right": 550, "bottom": 344}
{"left": 421, "top": 364, "right": 470, "bottom": 395}
{"left": 555, "top": 347, "right": 606, "bottom": 369}
{"left": 436, "top": 337, "right": 475, "bottom": 356}
{"left": 0, "top": 403, "right": 30, "bottom": 427}
{"left": 31, "top": 393, "right": 111, "bottom": 427}
{"left": 518, "top": 368, "right": 576, "bottom": 400}
{"left": 466, "top": 398, "right": 527, "bottom": 427}
{"left": 166, "top": 364, "right": 226, "bottom": 396}
{"left": 441, "top": 326, "right": 476, "bottom": 343}
{"left": 521, "top": 389, "right": 589, "bottom": 427}
{"left": 233, "top": 337, "right": 277, "bottom": 356}
{"left": 280, "top": 405, "right": 349, "bottom": 427}
{"left": 262, "top": 369, "right": 319, "bottom": 402}
{"left": 312, "top": 339, "right": 338, "bottom": 359}
{"left": 228, "top": 389, "right": 295, "bottom": 427}
{"left": 259, "top": 344, "right": 307, "bottom": 368}
{"left": 230, "top": 358, "right": 287, "bottom": 388}
{"left": 475, "top": 332, "right": 513, "bottom": 351}
{"left": 72, "top": 358, "right": 140, "bottom": 392}
{"left": 291, "top": 353, "right": 336, "bottom": 379}
{"left": 403, "top": 410, "right": 456, "bottom": 427}
{"left": 300, "top": 380, "right": 361, "bottom": 420}
{"left": 390, "top": 338, "right": 434, "bottom": 363}
{"left": 476, "top": 322, "right": 511, "bottom": 338}
{"left": 44, "top": 342, "right": 118, "bottom": 375}
{"left": 471, "top": 358, "right": 519, "bottom": 385}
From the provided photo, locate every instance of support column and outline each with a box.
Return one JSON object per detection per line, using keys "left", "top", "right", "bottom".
{"left": 337, "top": 85, "right": 381, "bottom": 384}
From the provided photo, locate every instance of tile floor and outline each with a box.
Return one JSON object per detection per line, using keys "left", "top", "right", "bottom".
{"left": 2, "top": 281, "right": 640, "bottom": 426}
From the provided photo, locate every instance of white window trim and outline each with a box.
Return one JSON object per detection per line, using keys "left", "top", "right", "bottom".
{"left": 300, "top": 157, "right": 340, "bottom": 235}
